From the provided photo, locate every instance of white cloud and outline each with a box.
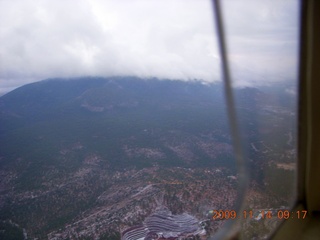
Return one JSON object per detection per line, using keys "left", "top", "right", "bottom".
{"left": 221, "top": 0, "right": 299, "bottom": 86}
{"left": 0, "top": 0, "right": 299, "bottom": 93}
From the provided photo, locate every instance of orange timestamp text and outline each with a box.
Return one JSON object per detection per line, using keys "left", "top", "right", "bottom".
{"left": 211, "top": 210, "right": 308, "bottom": 220}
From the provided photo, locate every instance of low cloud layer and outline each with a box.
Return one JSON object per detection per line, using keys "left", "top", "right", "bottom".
{"left": 0, "top": 0, "right": 299, "bottom": 94}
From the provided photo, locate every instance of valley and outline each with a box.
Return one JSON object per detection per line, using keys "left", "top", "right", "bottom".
{"left": 0, "top": 77, "right": 296, "bottom": 239}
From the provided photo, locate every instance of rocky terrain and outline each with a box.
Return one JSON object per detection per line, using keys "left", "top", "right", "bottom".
{"left": 0, "top": 77, "right": 296, "bottom": 239}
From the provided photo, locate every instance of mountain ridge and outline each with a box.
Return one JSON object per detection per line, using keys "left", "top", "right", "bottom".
{"left": 0, "top": 76, "right": 296, "bottom": 239}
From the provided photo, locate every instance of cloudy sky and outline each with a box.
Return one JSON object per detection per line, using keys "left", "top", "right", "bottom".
{"left": 0, "top": 0, "right": 299, "bottom": 95}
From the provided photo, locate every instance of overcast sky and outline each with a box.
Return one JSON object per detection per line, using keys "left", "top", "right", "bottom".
{"left": 0, "top": 0, "right": 299, "bottom": 95}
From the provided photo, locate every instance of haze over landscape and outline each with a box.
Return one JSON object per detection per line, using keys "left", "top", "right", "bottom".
{"left": 0, "top": 77, "right": 297, "bottom": 239}
{"left": 0, "top": 0, "right": 299, "bottom": 239}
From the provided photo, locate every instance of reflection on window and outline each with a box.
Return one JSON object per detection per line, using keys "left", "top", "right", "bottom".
{"left": 0, "top": 0, "right": 299, "bottom": 239}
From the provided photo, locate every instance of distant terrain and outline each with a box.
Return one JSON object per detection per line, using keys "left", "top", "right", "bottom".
{"left": 0, "top": 77, "right": 296, "bottom": 239}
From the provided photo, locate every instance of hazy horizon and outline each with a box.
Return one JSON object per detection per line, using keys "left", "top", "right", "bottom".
{"left": 0, "top": 0, "right": 299, "bottom": 95}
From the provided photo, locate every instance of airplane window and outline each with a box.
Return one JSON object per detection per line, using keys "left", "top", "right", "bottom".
{"left": 217, "top": 0, "right": 300, "bottom": 239}
{"left": 0, "top": 0, "right": 299, "bottom": 240}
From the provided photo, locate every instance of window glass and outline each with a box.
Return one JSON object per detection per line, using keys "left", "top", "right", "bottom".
{"left": 0, "top": 1, "right": 299, "bottom": 240}
{"left": 221, "top": 0, "right": 299, "bottom": 238}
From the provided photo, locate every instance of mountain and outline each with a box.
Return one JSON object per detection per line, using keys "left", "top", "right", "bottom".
{"left": 0, "top": 77, "right": 296, "bottom": 239}
{"left": 0, "top": 77, "right": 233, "bottom": 177}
